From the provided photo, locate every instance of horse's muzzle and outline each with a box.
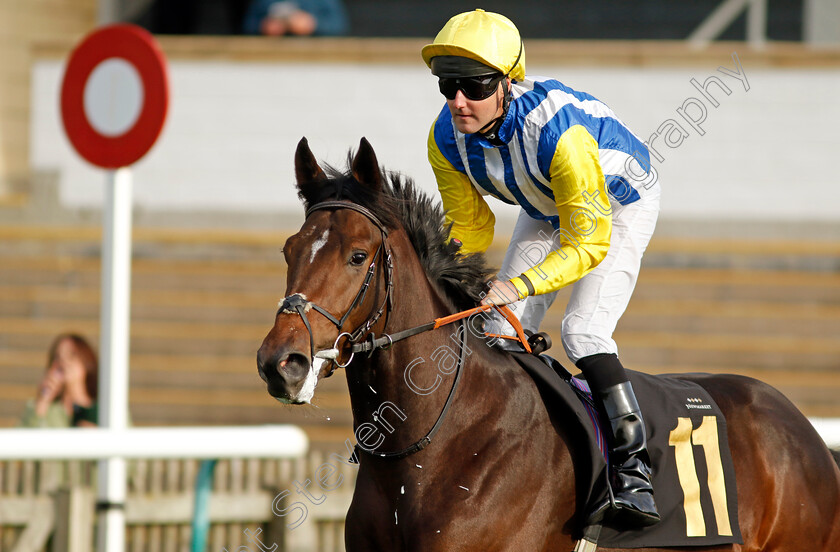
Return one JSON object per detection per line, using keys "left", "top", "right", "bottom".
{"left": 256, "top": 347, "right": 311, "bottom": 402}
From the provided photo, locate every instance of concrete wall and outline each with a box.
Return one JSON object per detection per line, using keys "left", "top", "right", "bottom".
{"left": 25, "top": 39, "right": 840, "bottom": 232}
{"left": 0, "top": 0, "right": 96, "bottom": 197}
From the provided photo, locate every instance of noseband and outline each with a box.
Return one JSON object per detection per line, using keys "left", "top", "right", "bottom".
{"left": 277, "top": 200, "right": 394, "bottom": 372}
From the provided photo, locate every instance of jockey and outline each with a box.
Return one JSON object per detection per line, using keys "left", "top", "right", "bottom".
{"left": 422, "top": 9, "right": 661, "bottom": 526}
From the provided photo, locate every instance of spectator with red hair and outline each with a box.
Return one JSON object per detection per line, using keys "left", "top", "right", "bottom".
{"left": 20, "top": 333, "right": 99, "bottom": 428}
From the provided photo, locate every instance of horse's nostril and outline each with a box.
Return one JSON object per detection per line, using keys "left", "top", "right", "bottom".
{"left": 283, "top": 353, "right": 310, "bottom": 376}
{"left": 269, "top": 352, "right": 310, "bottom": 383}
{"left": 257, "top": 347, "right": 311, "bottom": 400}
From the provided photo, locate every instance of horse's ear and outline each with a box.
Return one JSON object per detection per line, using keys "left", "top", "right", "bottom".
{"left": 294, "top": 137, "right": 327, "bottom": 208}
{"left": 351, "top": 137, "right": 382, "bottom": 192}
{"left": 295, "top": 137, "right": 325, "bottom": 187}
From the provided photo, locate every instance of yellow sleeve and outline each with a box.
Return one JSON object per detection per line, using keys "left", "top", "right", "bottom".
{"left": 511, "top": 125, "right": 612, "bottom": 297}
{"left": 427, "top": 123, "right": 495, "bottom": 254}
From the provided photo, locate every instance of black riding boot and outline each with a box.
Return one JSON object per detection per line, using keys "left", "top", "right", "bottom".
{"left": 577, "top": 353, "right": 660, "bottom": 527}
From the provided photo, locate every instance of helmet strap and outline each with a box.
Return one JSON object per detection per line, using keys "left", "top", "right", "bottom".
{"left": 478, "top": 78, "right": 511, "bottom": 145}
{"left": 463, "top": 40, "right": 523, "bottom": 144}
{"left": 478, "top": 39, "right": 520, "bottom": 143}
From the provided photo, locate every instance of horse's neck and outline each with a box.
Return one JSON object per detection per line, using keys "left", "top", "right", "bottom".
{"left": 345, "top": 232, "right": 554, "bottom": 464}
{"left": 345, "top": 232, "right": 455, "bottom": 430}
{"left": 344, "top": 234, "right": 578, "bottom": 529}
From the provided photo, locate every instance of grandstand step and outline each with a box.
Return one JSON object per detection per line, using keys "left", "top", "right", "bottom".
{"left": 616, "top": 311, "right": 840, "bottom": 339}
{"left": 0, "top": 256, "right": 287, "bottom": 292}
{"left": 0, "top": 225, "right": 292, "bottom": 259}
{"left": 617, "top": 344, "right": 838, "bottom": 373}
{"left": 1, "top": 350, "right": 258, "bottom": 375}
{"left": 0, "top": 316, "right": 268, "bottom": 343}
{"left": 0, "top": 288, "right": 277, "bottom": 324}
{"left": 634, "top": 268, "right": 840, "bottom": 304}
{"left": 644, "top": 237, "right": 840, "bottom": 272}
{"left": 540, "top": 296, "right": 840, "bottom": 339}
{"left": 540, "top": 327, "right": 840, "bottom": 372}
{"left": 614, "top": 331, "right": 840, "bottom": 356}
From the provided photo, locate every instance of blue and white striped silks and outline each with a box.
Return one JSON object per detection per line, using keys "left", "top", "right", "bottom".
{"left": 432, "top": 76, "right": 657, "bottom": 229}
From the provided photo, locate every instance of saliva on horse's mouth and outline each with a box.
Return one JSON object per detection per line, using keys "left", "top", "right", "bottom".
{"left": 275, "top": 396, "right": 308, "bottom": 405}
{"left": 265, "top": 381, "right": 306, "bottom": 403}
{"left": 265, "top": 379, "right": 301, "bottom": 403}
{"left": 268, "top": 387, "right": 309, "bottom": 405}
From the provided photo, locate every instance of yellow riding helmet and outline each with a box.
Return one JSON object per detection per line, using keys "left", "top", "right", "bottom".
{"left": 422, "top": 9, "right": 526, "bottom": 82}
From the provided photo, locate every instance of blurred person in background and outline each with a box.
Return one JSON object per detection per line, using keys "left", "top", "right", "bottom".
{"left": 242, "top": 0, "right": 348, "bottom": 36}
{"left": 20, "top": 333, "right": 98, "bottom": 428}
{"left": 422, "top": 9, "right": 661, "bottom": 527}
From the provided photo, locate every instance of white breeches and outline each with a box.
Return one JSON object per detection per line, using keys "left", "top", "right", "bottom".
{"left": 490, "top": 190, "right": 660, "bottom": 364}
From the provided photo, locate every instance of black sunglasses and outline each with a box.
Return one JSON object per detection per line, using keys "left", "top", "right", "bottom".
{"left": 438, "top": 74, "right": 504, "bottom": 101}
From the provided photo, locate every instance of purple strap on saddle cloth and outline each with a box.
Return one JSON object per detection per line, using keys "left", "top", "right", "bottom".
{"left": 570, "top": 377, "right": 609, "bottom": 462}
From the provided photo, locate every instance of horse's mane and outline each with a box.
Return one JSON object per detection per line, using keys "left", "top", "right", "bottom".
{"left": 297, "top": 160, "right": 494, "bottom": 310}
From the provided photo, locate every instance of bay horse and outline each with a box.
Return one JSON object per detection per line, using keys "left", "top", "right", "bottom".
{"left": 257, "top": 137, "right": 840, "bottom": 551}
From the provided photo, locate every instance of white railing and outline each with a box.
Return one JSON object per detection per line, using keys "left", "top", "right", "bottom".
{"left": 0, "top": 425, "right": 308, "bottom": 460}
{"left": 809, "top": 418, "right": 840, "bottom": 449}
{"left": 2, "top": 420, "right": 832, "bottom": 460}
{"left": 0, "top": 425, "right": 308, "bottom": 552}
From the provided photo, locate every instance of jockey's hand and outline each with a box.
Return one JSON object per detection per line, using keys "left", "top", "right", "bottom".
{"left": 481, "top": 279, "right": 521, "bottom": 306}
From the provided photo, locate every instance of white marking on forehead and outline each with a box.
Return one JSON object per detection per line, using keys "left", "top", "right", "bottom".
{"left": 309, "top": 229, "right": 330, "bottom": 263}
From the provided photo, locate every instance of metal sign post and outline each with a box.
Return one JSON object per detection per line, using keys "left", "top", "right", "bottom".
{"left": 97, "top": 167, "right": 133, "bottom": 552}
{"left": 60, "top": 24, "right": 169, "bottom": 552}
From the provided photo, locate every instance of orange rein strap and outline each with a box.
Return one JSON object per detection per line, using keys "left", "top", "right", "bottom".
{"left": 433, "top": 303, "right": 532, "bottom": 353}
{"left": 349, "top": 302, "right": 532, "bottom": 357}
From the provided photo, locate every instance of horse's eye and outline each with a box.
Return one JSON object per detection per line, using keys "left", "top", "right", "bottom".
{"left": 349, "top": 251, "right": 368, "bottom": 266}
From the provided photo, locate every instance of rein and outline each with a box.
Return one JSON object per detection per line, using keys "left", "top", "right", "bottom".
{"left": 278, "top": 199, "right": 531, "bottom": 459}
{"left": 349, "top": 303, "right": 531, "bottom": 357}
{"left": 358, "top": 318, "right": 469, "bottom": 460}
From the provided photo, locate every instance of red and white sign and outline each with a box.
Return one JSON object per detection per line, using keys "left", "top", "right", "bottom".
{"left": 60, "top": 24, "right": 169, "bottom": 169}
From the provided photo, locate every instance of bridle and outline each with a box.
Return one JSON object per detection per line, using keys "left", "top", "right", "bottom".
{"left": 276, "top": 199, "right": 529, "bottom": 460}
{"left": 276, "top": 200, "right": 394, "bottom": 374}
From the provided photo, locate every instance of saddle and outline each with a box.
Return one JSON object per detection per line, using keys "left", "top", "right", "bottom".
{"left": 508, "top": 352, "right": 743, "bottom": 550}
